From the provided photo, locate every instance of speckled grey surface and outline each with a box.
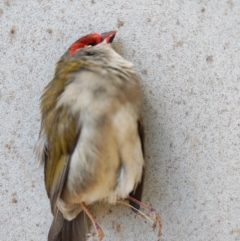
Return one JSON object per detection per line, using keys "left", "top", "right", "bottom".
{"left": 1, "top": 1, "right": 240, "bottom": 241}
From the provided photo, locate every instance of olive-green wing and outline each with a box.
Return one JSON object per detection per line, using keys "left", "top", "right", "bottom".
{"left": 41, "top": 104, "right": 80, "bottom": 215}
{"left": 129, "top": 119, "right": 145, "bottom": 211}
{"left": 40, "top": 59, "right": 85, "bottom": 214}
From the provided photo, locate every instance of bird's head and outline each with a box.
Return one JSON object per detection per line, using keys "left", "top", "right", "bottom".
{"left": 68, "top": 30, "right": 117, "bottom": 54}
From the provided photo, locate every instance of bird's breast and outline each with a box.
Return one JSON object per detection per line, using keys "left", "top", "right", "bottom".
{"left": 57, "top": 68, "right": 144, "bottom": 220}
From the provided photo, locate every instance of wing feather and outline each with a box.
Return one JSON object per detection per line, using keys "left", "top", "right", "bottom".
{"left": 129, "top": 118, "right": 145, "bottom": 211}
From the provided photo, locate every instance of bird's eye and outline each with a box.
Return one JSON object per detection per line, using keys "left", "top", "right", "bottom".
{"left": 86, "top": 51, "right": 95, "bottom": 56}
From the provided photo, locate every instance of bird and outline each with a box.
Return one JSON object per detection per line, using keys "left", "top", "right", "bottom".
{"left": 35, "top": 30, "right": 161, "bottom": 241}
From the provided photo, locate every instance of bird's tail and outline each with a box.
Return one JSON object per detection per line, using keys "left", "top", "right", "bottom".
{"left": 48, "top": 211, "right": 88, "bottom": 241}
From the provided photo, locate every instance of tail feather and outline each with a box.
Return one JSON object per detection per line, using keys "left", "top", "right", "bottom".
{"left": 48, "top": 211, "right": 88, "bottom": 241}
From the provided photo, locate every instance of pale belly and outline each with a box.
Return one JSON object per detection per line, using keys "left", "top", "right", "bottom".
{"left": 58, "top": 106, "right": 144, "bottom": 220}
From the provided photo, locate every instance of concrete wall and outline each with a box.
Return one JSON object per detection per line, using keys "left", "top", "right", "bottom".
{"left": 1, "top": 1, "right": 239, "bottom": 240}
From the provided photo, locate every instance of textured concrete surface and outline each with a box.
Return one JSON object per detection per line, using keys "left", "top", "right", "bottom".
{"left": 1, "top": 1, "right": 240, "bottom": 241}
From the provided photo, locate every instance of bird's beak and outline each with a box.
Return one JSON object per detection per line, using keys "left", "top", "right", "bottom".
{"left": 101, "top": 30, "right": 117, "bottom": 44}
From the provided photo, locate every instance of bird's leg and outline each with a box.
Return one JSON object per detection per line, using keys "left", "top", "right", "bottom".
{"left": 81, "top": 202, "right": 104, "bottom": 240}
{"left": 127, "top": 196, "right": 163, "bottom": 237}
